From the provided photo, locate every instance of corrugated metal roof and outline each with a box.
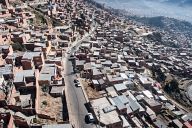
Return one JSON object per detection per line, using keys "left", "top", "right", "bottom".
{"left": 22, "top": 52, "right": 41, "bottom": 60}
{"left": 23, "top": 70, "right": 34, "bottom": 77}
{"left": 50, "top": 86, "right": 64, "bottom": 94}
{"left": 14, "top": 72, "right": 24, "bottom": 83}
{"left": 128, "top": 97, "right": 140, "bottom": 112}
{"left": 112, "top": 96, "right": 126, "bottom": 110}
{"left": 39, "top": 74, "right": 51, "bottom": 81}
{"left": 114, "top": 83, "right": 127, "bottom": 91}
{"left": 0, "top": 65, "right": 12, "bottom": 75}
{"left": 103, "top": 105, "right": 116, "bottom": 113}
{"left": 118, "top": 95, "right": 129, "bottom": 104}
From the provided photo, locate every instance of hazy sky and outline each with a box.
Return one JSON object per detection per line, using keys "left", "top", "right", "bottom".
{"left": 96, "top": 0, "right": 192, "bottom": 23}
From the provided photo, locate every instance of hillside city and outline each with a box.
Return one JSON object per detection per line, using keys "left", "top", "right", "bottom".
{"left": 0, "top": 0, "right": 192, "bottom": 128}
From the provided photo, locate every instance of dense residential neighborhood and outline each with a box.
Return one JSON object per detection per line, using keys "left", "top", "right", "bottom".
{"left": 0, "top": 0, "right": 192, "bottom": 128}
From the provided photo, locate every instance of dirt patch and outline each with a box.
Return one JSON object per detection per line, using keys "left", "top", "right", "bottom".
{"left": 38, "top": 88, "right": 63, "bottom": 124}
{"left": 80, "top": 79, "right": 101, "bottom": 99}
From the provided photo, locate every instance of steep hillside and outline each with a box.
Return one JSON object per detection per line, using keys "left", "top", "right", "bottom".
{"left": 128, "top": 15, "right": 192, "bottom": 48}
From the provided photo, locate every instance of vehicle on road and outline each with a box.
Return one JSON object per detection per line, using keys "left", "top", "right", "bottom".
{"left": 87, "top": 113, "right": 95, "bottom": 123}
{"left": 68, "top": 54, "right": 75, "bottom": 61}
{"left": 74, "top": 79, "right": 81, "bottom": 87}
{"left": 67, "top": 50, "right": 71, "bottom": 54}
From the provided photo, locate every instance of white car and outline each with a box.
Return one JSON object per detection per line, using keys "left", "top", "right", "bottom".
{"left": 67, "top": 50, "right": 71, "bottom": 54}
{"left": 87, "top": 113, "right": 95, "bottom": 123}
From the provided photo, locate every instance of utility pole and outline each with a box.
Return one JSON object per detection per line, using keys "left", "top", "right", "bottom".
{"left": 97, "top": 108, "right": 100, "bottom": 128}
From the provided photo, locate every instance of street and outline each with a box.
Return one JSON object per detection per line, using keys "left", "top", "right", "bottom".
{"left": 63, "top": 18, "right": 97, "bottom": 128}
{"left": 64, "top": 58, "right": 94, "bottom": 128}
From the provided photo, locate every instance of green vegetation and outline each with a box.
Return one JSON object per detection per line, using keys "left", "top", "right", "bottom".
{"left": 11, "top": 42, "right": 25, "bottom": 51}
{"left": 151, "top": 65, "right": 166, "bottom": 82}
{"left": 32, "top": 117, "right": 41, "bottom": 124}
{"left": 41, "top": 85, "right": 49, "bottom": 93}
{"left": 164, "top": 79, "right": 180, "bottom": 93}
{"left": 36, "top": 14, "right": 47, "bottom": 24}
{"left": 42, "top": 100, "right": 48, "bottom": 106}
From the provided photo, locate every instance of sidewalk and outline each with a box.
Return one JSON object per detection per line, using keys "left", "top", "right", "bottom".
{"left": 79, "top": 78, "right": 90, "bottom": 103}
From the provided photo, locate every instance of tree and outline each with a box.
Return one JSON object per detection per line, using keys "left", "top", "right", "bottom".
{"left": 170, "top": 79, "right": 180, "bottom": 93}
{"left": 80, "top": 13, "right": 86, "bottom": 21}
{"left": 42, "top": 85, "right": 49, "bottom": 93}
{"left": 156, "top": 68, "right": 166, "bottom": 82}
{"left": 164, "top": 79, "right": 179, "bottom": 93}
{"left": 42, "top": 100, "right": 48, "bottom": 106}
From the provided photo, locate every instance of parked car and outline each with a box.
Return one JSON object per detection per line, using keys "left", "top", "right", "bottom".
{"left": 67, "top": 50, "right": 71, "bottom": 54}
{"left": 87, "top": 113, "right": 95, "bottom": 123}
{"left": 68, "top": 54, "right": 75, "bottom": 61}
{"left": 74, "top": 79, "right": 81, "bottom": 87}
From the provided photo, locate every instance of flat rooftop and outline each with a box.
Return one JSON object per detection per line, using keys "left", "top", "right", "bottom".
{"left": 91, "top": 97, "right": 121, "bottom": 125}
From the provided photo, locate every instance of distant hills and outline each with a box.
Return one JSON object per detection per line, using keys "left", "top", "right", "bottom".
{"left": 128, "top": 15, "right": 192, "bottom": 34}
{"left": 96, "top": 0, "right": 192, "bottom": 23}
{"left": 94, "top": 0, "right": 192, "bottom": 47}
{"left": 163, "top": 0, "right": 192, "bottom": 6}
{"left": 127, "top": 15, "right": 192, "bottom": 47}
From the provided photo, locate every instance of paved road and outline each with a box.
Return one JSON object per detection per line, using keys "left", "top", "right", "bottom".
{"left": 64, "top": 56, "right": 95, "bottom": 128}
{"left": 63, "top": 18, "right": 97, "bottom": 127}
